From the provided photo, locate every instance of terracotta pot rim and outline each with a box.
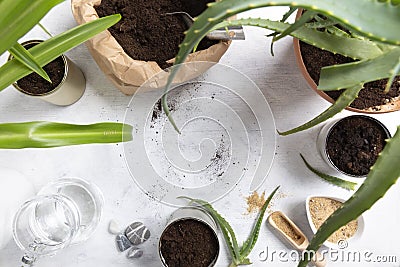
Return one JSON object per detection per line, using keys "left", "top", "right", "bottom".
{"left": 293, "top": 9, "right": 400, "bottom": 114}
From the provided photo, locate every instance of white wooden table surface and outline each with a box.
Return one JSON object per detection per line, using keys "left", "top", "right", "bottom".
{"left": 0, "top": 2, "right": 399, "bottom": 266}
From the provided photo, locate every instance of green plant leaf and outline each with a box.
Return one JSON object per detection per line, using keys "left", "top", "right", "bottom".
{"left": 268, "top": 7, "right": 297, "bottom": 55}
{"left": 298, "top": 127, "right": 400, "bottom": 267}
{"left": 38, "top": 23, "right": 54, "bottom": 38}
{"left": 239, "top": 186, "right": 280, "bottom": 258}
{"left": 0, "top": 0, "right": 63, "bottom": 57}
{"left": 216, "top": 18, "right": 383, "bottom": 60}
{"left": 278, "top": 84, "right": 362, "bottom": 136}
{"left": 384, "top": 59, "right": 400, "bottom": 92}
{"left": 273, "top": 10, "right": 316, "bottom": 42}
{"left": 300, "top": 154, "right": 357, "bottom": 191}
{"left": 305, "top": 17, "right": 337, "bottom": 29}
{"left": 0, "top": 14, "right": 121, "bottom": 92}
{"left": 9, "top": 43, "right": 51, "bottom": 83}
{"left": 0, "top": 121, "right": 133, "bottom": 149}
{"left": 319, "top": 47, "right": 400, "bottom": 90}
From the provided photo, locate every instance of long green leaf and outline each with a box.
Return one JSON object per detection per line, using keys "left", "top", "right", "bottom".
{"left": 0, "top": 14, "right": 121, "bottom": 92}
{"left": 0, "top": 0, "right": 63, "bottom": 56}
{"left": 319, "top": 47, "right": 400, "bottom": 90}
{"left": 300, "top": 154, "right": 357, "bottom": 191}
{"left": 217, "top": 18, "right": 383, "bottom": 60}
{"left": 384, "top": 60, "right": 400, "bottom": 92}
{"left": 298, "top": 127, "right": 400, "bottom": 267}
{"left": 268, "top": 7, "right": 298, "bottom": 55}
{"left": 0, "top": 122, "right": 133, "bottom": 149}
{"left": 239, "top": 186, "right": 280, "bottom": 258}
{"left": 9, "top": 43, "right": 51, "bottom": 83}
{"left": 278, "top": 84, "right": 362, "bottom": 136}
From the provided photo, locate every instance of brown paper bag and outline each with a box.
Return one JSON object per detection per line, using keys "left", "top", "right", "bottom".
{"left": 71, "top": 0, "right": 230, "bottom": 95}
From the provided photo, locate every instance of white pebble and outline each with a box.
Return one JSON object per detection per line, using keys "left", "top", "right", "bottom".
{"left": 108, "top": 220, "right": 122, "bottom": 235}
{"left": 126, "top": 247, "right": 143, "bottom": 259}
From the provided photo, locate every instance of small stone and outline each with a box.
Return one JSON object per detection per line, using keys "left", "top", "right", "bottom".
{"left": 116, "top": 234, "right": 132, "bottom": 252}
{"left": 125, "top": 222, "right": 151, "bottom": 245}
{"left": 108, "top": 220, "right": 122, "bottom": 235}
{"left": 126, "top": 247, "right": 143, "bottom": 259}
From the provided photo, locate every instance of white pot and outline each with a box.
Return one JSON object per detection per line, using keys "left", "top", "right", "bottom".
{"left": 0, "top": 168, "right": 34, "bottom": 249}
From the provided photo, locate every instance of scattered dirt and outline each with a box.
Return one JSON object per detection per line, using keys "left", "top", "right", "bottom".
{"left": 309, "top": 197, "right": 358, "bottom": 243}
{"left": 270, "top": 213, "right": 302, "bottom": 244}
{"left": 95, "top": 0, "right": 218, "bottom": 69}
{"left": 300, "top": 41, "right": 400, "bottom": 110}
{"left": 152, "top": 99, "right": 163, "bottom": 122}
{"left": 160, "top": 219, "right": 219, "bottom": 267}
{"left": 326, "top": 116, "right": 389, "bottom": 176}
{"left": 16, "top": 42, "right": 65, "bottom": 95}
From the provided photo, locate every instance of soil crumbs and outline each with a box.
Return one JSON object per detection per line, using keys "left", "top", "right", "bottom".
{"left": 326, "top": 116, "right": 388, "bottom": 176}
{"left": 300, "top": 41, "right": 400, "bottom": 110}
{"left": 160, "top": 219, "right": 218, "bottom": 267}
{"left": 95, "top": 0, "right": 217, "bottom": 69}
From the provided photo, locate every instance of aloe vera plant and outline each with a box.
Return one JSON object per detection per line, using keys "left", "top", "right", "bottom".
{"left": 164, "top": 1, "right": 400, "bottom": 267}
{"left": 180, "top": 186, "right": 279, "bottom": 267}
{"left": 164, "top": 0, "right": 400, "bottom": 132}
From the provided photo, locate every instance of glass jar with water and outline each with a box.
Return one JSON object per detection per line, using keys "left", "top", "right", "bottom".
{"left": 13, "top": 178, "right": 103, "bottom": 266}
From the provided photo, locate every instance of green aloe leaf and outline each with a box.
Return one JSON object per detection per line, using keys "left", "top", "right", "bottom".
{"left": 216, "top": 18, "right": 383, "bottom": 60}
{"left": 273, "top": 10, "right": 316, "bottom": 42}
{"left": 298, "top": 127, "right": 400, "bottom": 267}
{"left": 384, "top": 60, "right": 400, "bottom": 92}
{"left": 305, "top": 17, "right": 337, "bottom": 29}
{"left": 278, "top": 84, "right": 362, "bottom": 136}
{"left": 0, "top": 121, "right": 133, "bottom": 149}
{"left": 9, "top": 43, "right": 51, "bottom": 83}
{"left": 300, "top": 154, "right": 357, "bottom": 191}
{"left": 319, "top": 47, "right": 400, "bottom": 90}
{"left": 268, "top": 7, "right": 297, "bottom": 55}
{"left": 0, "top": 14, "right": 121, "bottom": 92}
{"left": 239, "top": 186, "right": 280, "bottom": 258}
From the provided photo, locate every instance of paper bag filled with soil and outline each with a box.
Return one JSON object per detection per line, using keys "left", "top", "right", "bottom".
{"left": 71, "top": 0, "right": 230, "bottom": 95}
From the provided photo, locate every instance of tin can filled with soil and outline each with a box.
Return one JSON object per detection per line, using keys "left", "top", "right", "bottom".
{"left": 159, "top": 207, "right": 219, "bottom": 267}
{"left": 9, "top": 40, "right": 86, "bottom": 106}
{"left": 317, "top": 115, "right": 391, "bottom": 177}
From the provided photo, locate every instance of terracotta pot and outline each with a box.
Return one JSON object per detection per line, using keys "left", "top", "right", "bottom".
{"left": 293, "top": 9, "right": 400, "bottom": 113}
{"left": 9, "top": 40, "right": 86, "bottom": 106}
